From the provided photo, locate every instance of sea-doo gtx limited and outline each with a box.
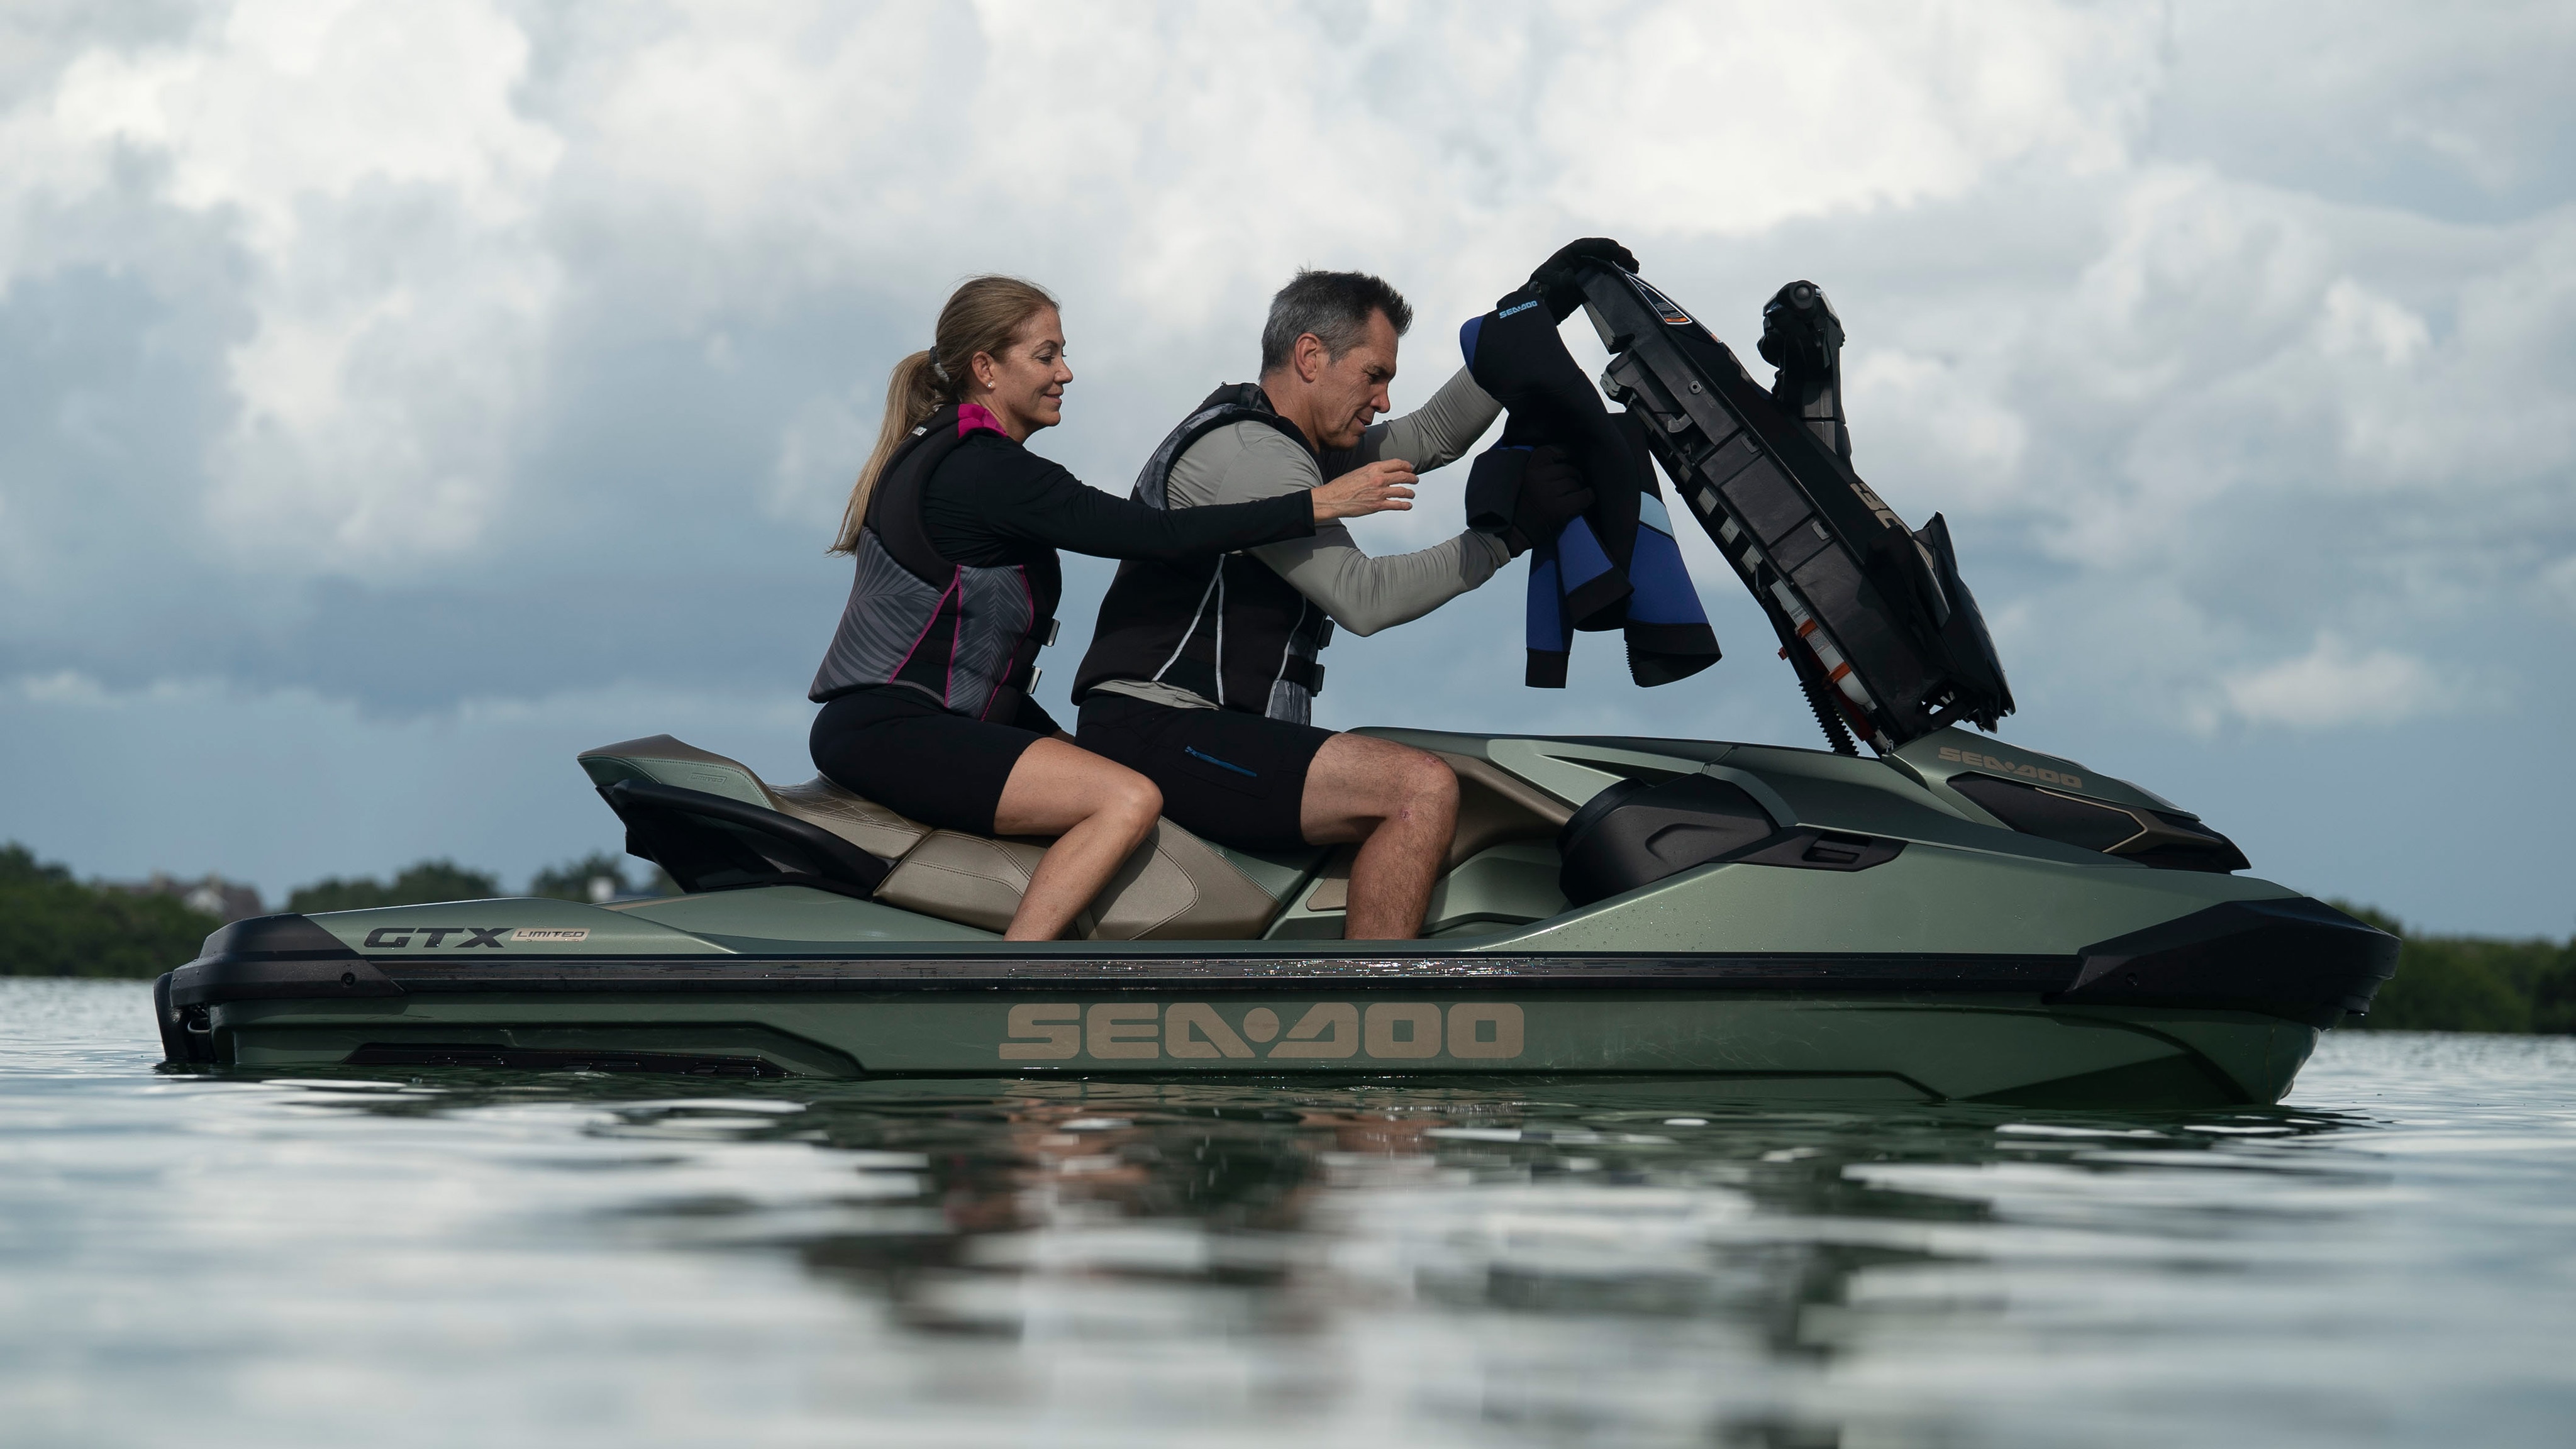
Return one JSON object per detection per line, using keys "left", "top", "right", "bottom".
{"left": 154, "top": 265, "right": 2396, "bottom": 1108}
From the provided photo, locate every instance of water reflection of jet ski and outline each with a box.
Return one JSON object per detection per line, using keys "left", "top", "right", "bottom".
{"left": 152, "top": 267, "right": 2396, "bottom": 1109}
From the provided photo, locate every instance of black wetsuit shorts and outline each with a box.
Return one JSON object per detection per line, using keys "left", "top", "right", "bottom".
{"left": 1075, "top": 693, "right": 1331, "bottom": 853}
{"left": 811, "top": 686, "right": 1060, "bottom": 835}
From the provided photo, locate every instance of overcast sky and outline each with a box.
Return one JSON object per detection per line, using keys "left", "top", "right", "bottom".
{"left": 4, "top": 1, "right": 2571, "bottom": 933}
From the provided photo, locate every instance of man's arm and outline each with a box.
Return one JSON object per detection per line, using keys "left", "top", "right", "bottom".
{"left": 1319, "top": 366, "right": 1501, "bottom": 477}
{"left": 1252, "top": 523, "right": 1509, "bottom": 636}
{"left": 1169, "top": 423, "right": 1511, "bottom": 638}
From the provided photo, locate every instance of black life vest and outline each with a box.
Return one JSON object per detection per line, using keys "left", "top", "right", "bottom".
{"left": 1070, "top": 384, "right": 1332, "bottom": 724}
{"left": 808, "top": 404, "right": 1061, "bottom": 722}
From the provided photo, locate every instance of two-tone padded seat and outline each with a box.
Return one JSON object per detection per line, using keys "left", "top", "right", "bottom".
{"left": 579, "top": 735, "right": 1280, "bottom": 939}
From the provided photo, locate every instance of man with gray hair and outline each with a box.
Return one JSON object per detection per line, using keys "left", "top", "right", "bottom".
{"left": 1070, "top": 243, "right": 1626, "bottom": 939}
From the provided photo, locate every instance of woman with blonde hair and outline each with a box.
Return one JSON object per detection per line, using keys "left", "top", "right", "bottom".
{"left": 807, "top": 276, "right": 1410, "bottom": 940}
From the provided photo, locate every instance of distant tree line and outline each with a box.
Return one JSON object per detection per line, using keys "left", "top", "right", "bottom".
{"left": 4, "top": 840, "right": 2570, "bottom": 1028}
{"left": 2334, "top": 903, "right": 2576, "bottom": 1033}
{"left": 1, "top": 845, "right": 223, "bottom": 978}
{"left": 1, "top": 843, "right": 669, "bottom": 977}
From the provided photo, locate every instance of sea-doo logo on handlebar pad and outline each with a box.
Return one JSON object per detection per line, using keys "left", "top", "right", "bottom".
{"left": 1935, "top": 746, "right": 2082, "bottom": 791}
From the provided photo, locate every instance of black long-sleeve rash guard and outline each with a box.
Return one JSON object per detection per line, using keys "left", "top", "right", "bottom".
{"left": 918, "top": 430, "right": 1315, "bottom": 569}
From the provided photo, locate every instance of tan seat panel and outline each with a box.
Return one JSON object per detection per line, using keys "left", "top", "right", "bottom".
{"left": 1091, "top": 821, "right": 1279, "bottom": 940}
{"left": 779, "top": 776, "right": 1276, "bottom": 940}
{"left": 862, "top": 821, "right": 1281, "bottom": 941}
{"left": 580, "top": 735, "right": 1285, "bottom": 940}
{"left": 875, "top": 832, "right": 1051, "bottom": 935}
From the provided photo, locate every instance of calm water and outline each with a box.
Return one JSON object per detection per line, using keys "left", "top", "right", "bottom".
{"left": 3, "top": 980, "right": 2572, "bottom": 1447}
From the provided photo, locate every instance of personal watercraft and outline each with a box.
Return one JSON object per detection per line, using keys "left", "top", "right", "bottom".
{"left": 154, "top": 265, "right": 2396, "bottom": 1106}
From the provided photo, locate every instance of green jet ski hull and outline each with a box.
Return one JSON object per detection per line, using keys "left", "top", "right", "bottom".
{"left": 187, "top": 987, "right": 2324, "bottom": 1109}
{"left": 153, "top": 728, "right": 2395, "bottom": 1109}
{"left": 178, "top": 973, "right": 2328, "bottom": 1109}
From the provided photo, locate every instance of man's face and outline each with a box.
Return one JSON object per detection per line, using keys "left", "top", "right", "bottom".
{"left": 1310, "top": 311, "right": 1399, "bottom": 451}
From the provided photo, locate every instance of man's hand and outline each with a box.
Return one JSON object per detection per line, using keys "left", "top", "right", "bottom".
{"left": 1311, "top": 458, "right": 1417, "bottom": 521}
{"left": 1527, "top": 237, "right": 1639, "bottom": 321}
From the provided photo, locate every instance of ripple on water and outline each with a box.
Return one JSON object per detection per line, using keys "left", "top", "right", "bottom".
{"left": 2, "top": 979, "right": 2572, "bottom": 1448}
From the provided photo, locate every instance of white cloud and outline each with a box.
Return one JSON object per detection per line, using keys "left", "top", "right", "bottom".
{"left": 2192, "top": 635, "right": 2457, "bottom": 733}
{"left": 48, "top": 0, "right": 558, "bottom": 247}
{"left": 2315, "top": 277, "right": 2430, "bottom": 368}
{"left": 1858, "top": 160, "right": 2576, "bottom": 714}
{"left": 1841, "top": 348, "right": 2029, "bottom": 508}
{"left": 1540, "top": 0, "right": 2153, "bottom": 235}
{"left": 30, "top": 0, "right": 562, "bottom": 571}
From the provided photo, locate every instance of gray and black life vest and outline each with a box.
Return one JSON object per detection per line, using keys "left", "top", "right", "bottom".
{"left": 808, "top": 405, "right": 1061, "bottom": 721}
{"left": 1070, "top": 384, "right": 1332, "bottom": 724}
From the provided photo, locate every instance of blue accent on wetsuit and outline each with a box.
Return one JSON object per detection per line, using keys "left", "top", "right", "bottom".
{"left": 1463, "top": 289, "right": 1721, "bottom": 689}
{"left": 1183, "top": 745, "right": 1257, "bottom": 777}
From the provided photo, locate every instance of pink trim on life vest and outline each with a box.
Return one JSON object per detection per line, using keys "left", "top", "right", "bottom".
{"left": 957, "top": 402, "right": 1008, "bottom": 438}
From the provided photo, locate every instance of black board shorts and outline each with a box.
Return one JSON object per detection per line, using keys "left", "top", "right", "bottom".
{"left": 810, "top": 687, "right": 1058, "bottom": 835}
{"left": 1076, "top": 692, "right": 1331, "bottom": 853}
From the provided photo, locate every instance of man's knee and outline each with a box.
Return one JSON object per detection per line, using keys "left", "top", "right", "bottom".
{"left": 1387, "top": 747, "right": 1458, "bottom": 823}
{"left": 1301, "top": 735, "right": 1453, "bottom": 840}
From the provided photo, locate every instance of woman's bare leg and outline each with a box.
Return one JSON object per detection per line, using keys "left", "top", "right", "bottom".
{"left": 991, "top": 737, "right": 1162, "bottom": 941}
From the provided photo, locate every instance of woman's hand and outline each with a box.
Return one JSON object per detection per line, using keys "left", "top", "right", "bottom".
{"left": 1311, "top": 458, "right": 1417, "bottom": 521}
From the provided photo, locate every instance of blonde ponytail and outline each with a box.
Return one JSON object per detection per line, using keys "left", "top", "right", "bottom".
{"left": 830, "top": 275, "right": 1061, "bottom": 555}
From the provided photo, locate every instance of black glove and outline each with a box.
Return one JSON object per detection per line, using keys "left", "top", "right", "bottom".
{"left": 1525, "top": 237, "right": 1639, "bottom": 322}
{"left": 1466, "top": 445, "right": 1596, "bottom": 558}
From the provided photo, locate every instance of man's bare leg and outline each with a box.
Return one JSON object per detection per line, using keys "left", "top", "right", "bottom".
{"left": 1298, "top": 734, "right": 1458, "bottom": 940}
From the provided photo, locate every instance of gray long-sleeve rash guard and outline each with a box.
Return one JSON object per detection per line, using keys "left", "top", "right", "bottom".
{"left": 1091, "top": 366, "right": 1509, "bottom": 713}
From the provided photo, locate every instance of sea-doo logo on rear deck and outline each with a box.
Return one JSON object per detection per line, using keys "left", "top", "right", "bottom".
{"left": 1937, "top": 747, "right": 2083, "bottom": 791}
{"left": 999, "top": 1002, "right": 1524, "bottom": 1063}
